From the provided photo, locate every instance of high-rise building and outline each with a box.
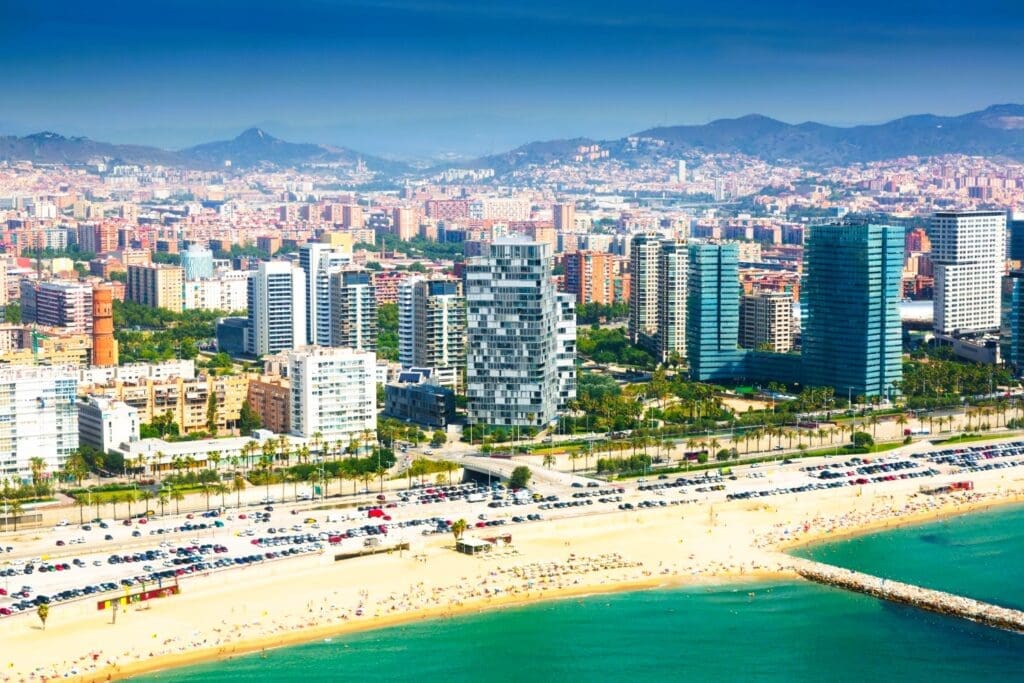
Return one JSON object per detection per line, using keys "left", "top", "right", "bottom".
{"left": 91, "top": 285, "right": 118, "bottom": 366}
{"left": 686, "top": 243, "right": 745, "bottom": 381}
{"left": 1009, "top": 218, "right": 1024, "bottom": 263}
{"left": 740, "top": 291, "right": 793, "bottom": 353}
{"left": 127, "top": 263, "right": 184, "bottom": 313}
{"left": 802, "top": 223, "right": 903, "bottom": 398}
{"left": 553, "top": 203, "right": 575, "bottom": 231}
{"left": 246, "top": 261, "right": 306, "bottom": 356}
{"left": 932, "top": 211, "right": 1006, "bottom": 335}
{"left": 181, "top": 243, "right": 215, "bottom": 280}
{"left": 563, "top": 250, "right": 616, "bottom": 305}
{"left": 391, "top": 208, "right": 417, "bottom": 240}
{"left": 398, "top": 278, "right": 467, "bottom": 391}
{"left": 0, "top": 365, "right": 78, "bottom": 482}
{"left": 677, "top": 160, "right": 687, "bottom": 184}
{"left": 20, "top": 281, "right": 94, "bottom": 333}
{"left": 329, "top": 270, "right": 377, "bottom": 351}
{"left": 288, "top": 346, "right": 376, "bottom": 446}
{"left": 628, "top": 233, "right": 663, "bottom": 348}
{"left": 299, "top": 242, "right": 351, "bottom": 346}
{"left": 555, "top": 292, "right": 577, "bottom": 406}
{"left": 397, "top": 276, "right": 423, "bottom": 368}
{"left": 656, "top": 240, "right": 687, "bottom": 364}
{"left": 466, "top": 236, "right": 572, "bottom": 427}
{"left": 1006, "top": 270, "right": 1024, "bottom": 372}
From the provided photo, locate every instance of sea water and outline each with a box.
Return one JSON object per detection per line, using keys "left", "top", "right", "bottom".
{"left": 135, "top": 507, "right": 1024, "bottom": 682}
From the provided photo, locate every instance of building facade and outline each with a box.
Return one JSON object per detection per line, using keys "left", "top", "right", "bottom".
{"left": 288, "top": 346, "right": 376, "bottom": 444}
{"left": 687, "top": 243, "right": 745, "bottom": 381}
{"left": 398, "top": 278, "right": 466, "bottom": 391}
{"left": 656, "top": 240, "right": 687, "bottom": 364}
{"left": 299, "top": 241, "right": 351, "bottom": 347}
{"left": 466, "top": 236, "right": 571, "bottom": 428}
{"left": 0, "top": 365, "right": 78, "bottom": 482}
{"left": 329, "top": 270, "right": 377, "bottom": 351}
{"left": 246, "top": 261, "right": 306, "bottom": 356}
{"left": 127, "top": 263, "right": 184, "bottom": 313}
{"left": 20, "top": 280, "right": 94, "bottom": 333}
{"left": 932, "top": 211, "right": 1006, "bottom": 335}
{"left": 739, "top": 290, "right": 793, "bottom": 353}
{"left": 78, "top": 395, "right": 139, "bottom": 454}
{"left": 802, "top": 223, "right": 904, "bottom": 398}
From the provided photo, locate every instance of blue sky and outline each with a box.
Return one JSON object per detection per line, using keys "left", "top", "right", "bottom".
{"left": 1, "top": 0, "right": 1023, "bottom": 157}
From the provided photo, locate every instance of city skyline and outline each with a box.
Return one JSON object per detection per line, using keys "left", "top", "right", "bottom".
{"left": 2, "top": 0, "right": 1023, "bottom": 157}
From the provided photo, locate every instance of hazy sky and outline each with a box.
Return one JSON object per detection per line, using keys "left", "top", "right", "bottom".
{"left": 2, "top": 0, "right": 1023, "bottom": 158}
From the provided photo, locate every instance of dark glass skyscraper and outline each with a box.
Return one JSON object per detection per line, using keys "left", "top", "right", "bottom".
{"left": 686, "top": 243, "right": 746, "bottom": 381}
{"left": 802, "top": 223, "right": 904, "bottom": 399}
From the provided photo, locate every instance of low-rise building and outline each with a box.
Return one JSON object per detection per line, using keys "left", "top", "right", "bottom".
{"left": 78, "top": 395, "right": 140, "bottom": 454}
{"left": 384, "top": 369, "right": 456, "bottom": 428}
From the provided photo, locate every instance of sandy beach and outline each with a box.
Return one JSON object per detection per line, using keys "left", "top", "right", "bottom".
{"left": 3, "top": 462, "right": 1023, "bottom": 683}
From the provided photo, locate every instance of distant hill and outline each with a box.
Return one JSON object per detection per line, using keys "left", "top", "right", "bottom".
{"left": 635, "top": 104, "right": 1024, "bottom": 165}
{"left": 0, "top": 128, "right": 407, "bottom": 174}
{"left": 0, "top": 131, "right": 179, "bottom": 166}
{"left": 461, "top": 104, "right": 1024, "bottom": 171}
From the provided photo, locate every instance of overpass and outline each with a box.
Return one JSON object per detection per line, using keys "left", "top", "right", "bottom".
{"left": 454, "top": 455, "right": 599, "bottom": 492}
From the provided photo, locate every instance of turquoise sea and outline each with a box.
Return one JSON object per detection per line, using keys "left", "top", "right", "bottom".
{"left": 135, "top": 506, "right": 1024, "bottom": 682}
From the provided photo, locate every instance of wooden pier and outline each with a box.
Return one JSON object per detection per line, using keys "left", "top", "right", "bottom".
{"left": 790, "top": 557, "right": 1024, "bottom": 634}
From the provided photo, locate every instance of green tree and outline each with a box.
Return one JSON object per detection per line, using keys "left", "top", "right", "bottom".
{"left": 430, "top": 430, "right": 447, "bottom": 448}
{"left": 509, "top": 466, "right": 532, "bottom": 489}
{"left": 451, "top": 518, "right": 468, "bottom": 542}
{"left": 206, "top": 390, "right": 219, "bottom": 434}
{"left": 238, "top": 400, "right": 261, "bottom": 435}
{"left": 37, "top": 604, "right": 49, "bottom": 630}
{"left": 4, "top": 302, "right": 20, "bottom": 324}
{"left": 852, "top": 431, "right": 874, "bottom": 448}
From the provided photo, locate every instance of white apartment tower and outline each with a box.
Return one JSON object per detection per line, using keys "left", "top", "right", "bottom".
{"left": 299, "top": 242, "right": 351, "bottom": 346}
{"left": 397, "top": 275, "right": 424, "bottom": 368}
{"left": 246, "top": 261, "right": 306, "bottom": 356}
{"left": 628, "top": 233, "right": 663, "bottom": 347}
{"left": 466, "top": 236, "right": 573, "bottom": 428}
{"left": 398, "top": 278, "right": 467, "bottom": 391}
{"left": 288, "top": 346, "right": 376, "bottom": 445}
{"left": 0, "top": 365, "right": 78, "bottom": 482}
{"left": 932, "top": 211, "right": 1007, "bottom": 335}
{"left": 656, "top": 239, "right": 687, "bottom": 364}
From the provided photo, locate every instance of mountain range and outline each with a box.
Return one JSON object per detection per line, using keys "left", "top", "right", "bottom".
{"left": 2, "top": 105, "right": 1024, "bottom": 174}
{"left": 0, "top": 128, "right": 404, "bottom": 174}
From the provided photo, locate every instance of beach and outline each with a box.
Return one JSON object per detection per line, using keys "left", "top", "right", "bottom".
{"left": 3, "top": 463, "right": 1023, "bottom": 683}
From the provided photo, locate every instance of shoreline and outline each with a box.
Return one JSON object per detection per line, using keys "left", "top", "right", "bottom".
{"left": 113, "top": 493, "right": 1024, "bottom": 681}
{"left": 6, "top": 464, "right": 1023, "bottom": 683}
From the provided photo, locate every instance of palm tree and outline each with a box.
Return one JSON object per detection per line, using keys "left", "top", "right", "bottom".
{"left": 542, "top": 454, "right": 556, "bottom": 469}
{"left": 158, "top": 491, "right": 169, "bottom": 517}
{"left": 202, "top": 483, "right": 213, "bottom": 511}
{"left": 375, "top": 465, "right": 388, "bottom": 493}
{"left": 442, "top": 460, "right": 457, "bottom": 485}
{"left": 110, "top": 492, "right": 122, "bottom": 520}
{"left": 451, "top": 518, "right": 468, "bottom": 542}
{"left": 360, "top": 472, "right": 373, "bottom": 494}
{"left": 126, "top": 490, "right": 139, "bottom": 519}
{"left": 8, "top": 499, "right": 24, "bottom": 531}
{"left": 170, "top": 487, "right": 185, "bottom": 515}
{"left": 568, "top": 451, "right": 580, "bottom": 473}
{"left": 231, "top": 473, "right": 246, "bottom": 508}
{"left": 310, "top": 431, "right": 323, "bottom": 460}
{"left": 895, "top": 413, "right": 908, "bottom": 438}
{"left": 140, "top": 489, "right": 153, "bottom": 516}
{"left": 75, "top": 497, "right": 86, "bottom": 525}
{"left": 208, "top": 451, "right": 222, "bottom": 474}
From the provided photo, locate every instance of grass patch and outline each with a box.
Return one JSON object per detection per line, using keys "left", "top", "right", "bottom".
{"left": 934, "top": 431, "right": 1022, "bottom": 445}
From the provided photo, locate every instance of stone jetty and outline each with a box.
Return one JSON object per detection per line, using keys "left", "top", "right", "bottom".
{"left": 790, "top": 557, "right": 1024, "bottom": 634}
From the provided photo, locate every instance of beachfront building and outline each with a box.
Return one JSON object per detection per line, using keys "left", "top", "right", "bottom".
{"left": 288, "top": 346, "right": 376, "bottom": 446}
{"left": 466, "top": 236, "right": 572, "bottom": 428}
{"left": 0, "top": 365, "right": 78, "bottom": 482}
{"left": 687, "top": 243, "right": 746, "bottom": 381}
{"left": 802, "top": 223, "right": 904, "bottom": 399}
{"left": 246, "top": 261, "right": 306, "bottom": 356}
{"left": 932, "top": 211, "right": 1006, "bottom": 336}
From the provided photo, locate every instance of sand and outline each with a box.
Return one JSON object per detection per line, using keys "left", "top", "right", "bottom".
{"left": 3, "top": 462, "right": 1023, "bottom": 683}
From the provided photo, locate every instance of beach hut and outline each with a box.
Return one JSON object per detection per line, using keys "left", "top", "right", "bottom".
{"left": 456, "top": 538, "right": 493, "bottom": 555}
